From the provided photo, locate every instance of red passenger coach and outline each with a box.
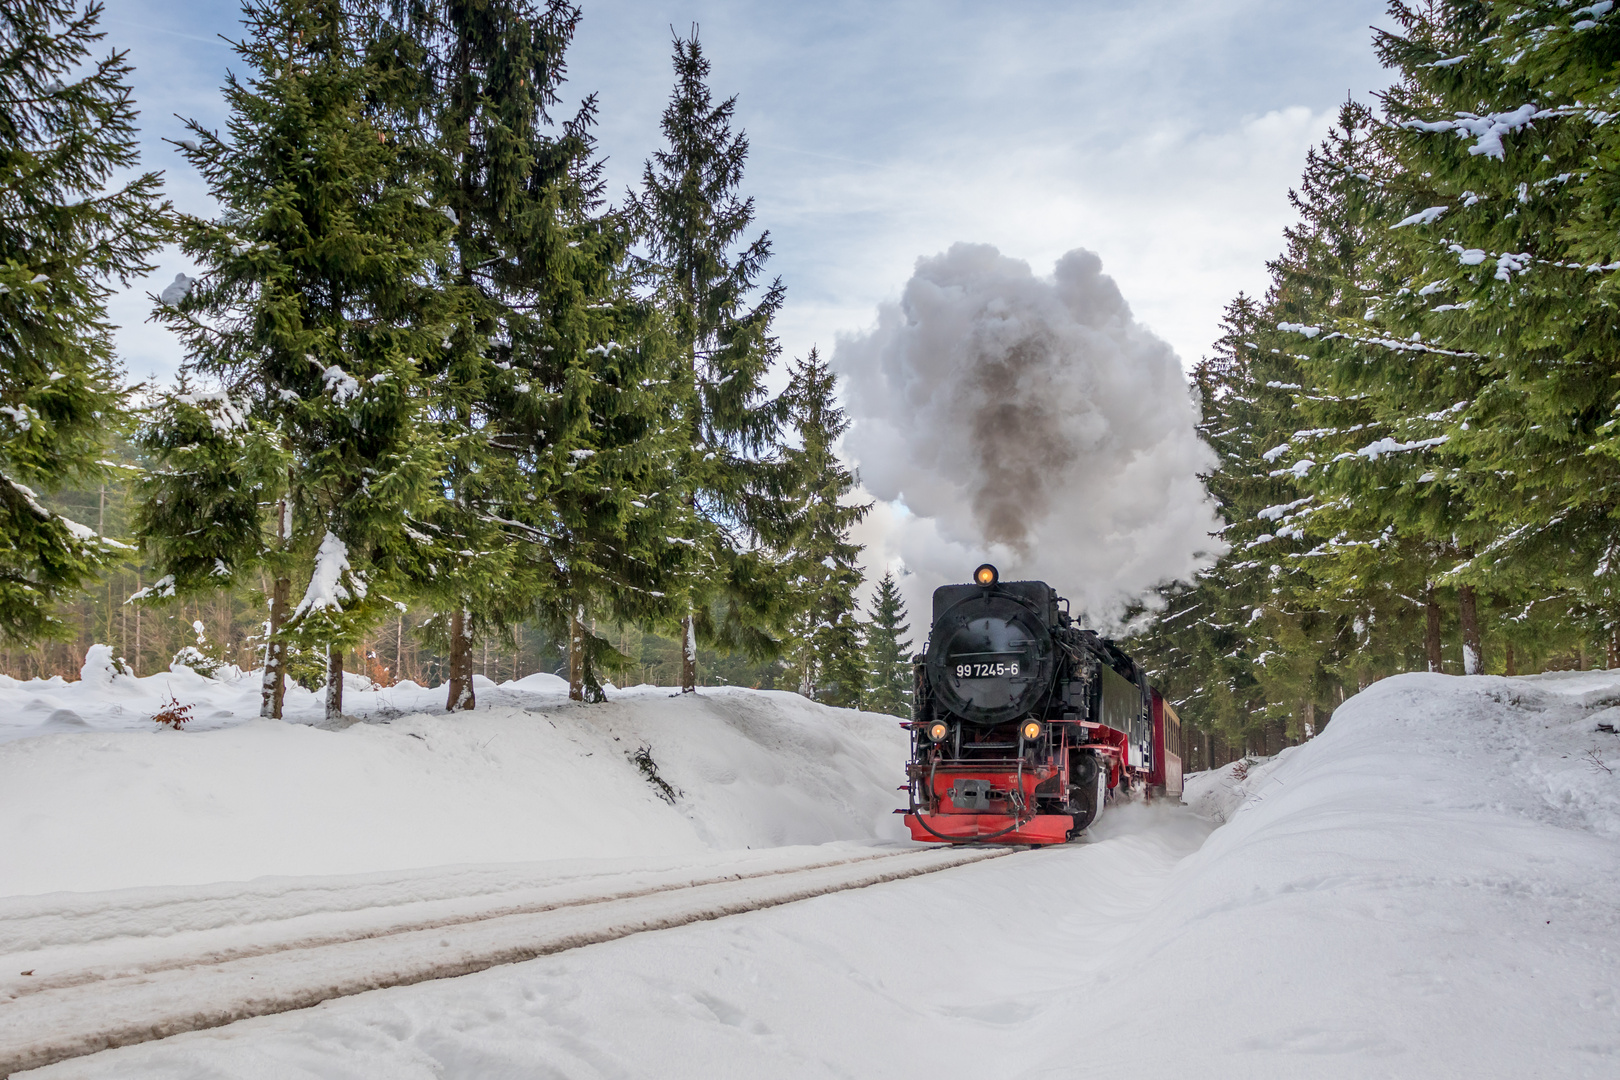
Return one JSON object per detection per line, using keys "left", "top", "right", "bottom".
{"left": 901, "top": 565, "right": 1186, "bottom": 845}
{"left": 1149, "top": 690, "right": 1183, "bottom": 799}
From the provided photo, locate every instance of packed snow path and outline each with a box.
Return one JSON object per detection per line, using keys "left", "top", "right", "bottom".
{"left": 8, "top": 806, "right": 1209, "bottom": 1080}
{"left": 0, "top": 845, "right": 1009, "bottom": 1075}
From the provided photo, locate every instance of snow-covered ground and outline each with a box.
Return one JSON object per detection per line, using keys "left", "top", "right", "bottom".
{"left": 0, "top": 653, "right": 908, "bottom": 895}
{"left": 4, "top": 662, "right": 1619, "bottom": 1077}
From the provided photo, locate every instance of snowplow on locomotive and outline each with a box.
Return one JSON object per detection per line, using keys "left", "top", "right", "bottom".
{"left": 901, "top": 564, "right": 1181, "bottom": 844}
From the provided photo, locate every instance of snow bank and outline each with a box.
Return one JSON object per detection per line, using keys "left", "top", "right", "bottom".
{"left": 1180, "top": 749, "right": 1287, "bottom": 823}
{"left": 1046, "top": 669, "right": 1620, "bottom": 1076}
{"left": 0, "top": 677, "right": 909, "bottom": 896}
{"left": 29, "top": 670, "right": 1619, "bottom": 1079}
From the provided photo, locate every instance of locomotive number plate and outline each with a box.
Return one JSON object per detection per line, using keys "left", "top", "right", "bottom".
{"left": 955, "top": 661, "right": 1020, "bottom": 678}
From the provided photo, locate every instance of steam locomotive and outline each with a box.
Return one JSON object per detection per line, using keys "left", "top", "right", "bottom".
{"left": 902, "top": 564, "right": 1182, "bottom": 844}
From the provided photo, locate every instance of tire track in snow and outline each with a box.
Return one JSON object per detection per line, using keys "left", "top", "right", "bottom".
{"left": 0, "top": 845, "right": 1012, "bottom": 1076}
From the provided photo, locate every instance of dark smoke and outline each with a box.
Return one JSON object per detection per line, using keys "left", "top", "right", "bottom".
{"left": 836, "top": 243, "right": 1223, "bottom": 625}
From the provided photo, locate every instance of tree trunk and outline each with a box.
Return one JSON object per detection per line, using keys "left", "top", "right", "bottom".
{"left": 1609, "top": 624, "right": 1620, "bottom": 670}
{"left": 1425, "top": 584, "right": 1443, "bottom": 673}
{"left": 680, "top": 609, "right": 697, "bottom": 693}
{"left": 325, "top": 644, "right": 344, "bottom": 721}
{"left": 260, "top": 573, "right": 290, "bottom": 718}
{"left": 568, "top": 606, "right": 586, "bottom": 702}
{"left": 1303, "top": 699, "right": 1317, "bottom": 740}
{"left": 1504, "top": 640, "right": 1516, "bottom": 677}
{"left": 1458, "top": 585, "right": 1482, "bottom": 675}
{"left": 445, "top": 608, "right": 476, "bottom": 711}
{"left": 260, "top": 497, "right": 291, "bottom": 719}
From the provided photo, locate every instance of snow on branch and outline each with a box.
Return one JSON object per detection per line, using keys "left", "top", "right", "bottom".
{"left": 1257, "top": 497, "right": 1313, "bottom": 521}
{"left": 169, "top": 387, "right": 252, "bottom": 436}
{"left": 1571, "top": 2, "right": 1615, "bottom": 30}
{"left": 1402, "top": 104, "right": 1553, "bottom": 159}
{"left": 1347, "top": 435, "right": 1449, "bottom": 461}
{"left": 1434, "top": 238, "right": 1619, "bottom": 279}
{"left": 5, "top": 472, "right": 130, "bottom": 551}
{"left": 292, "top": 532, "right": 367, "bottom": 620}
{"left": 321, "top": 366, "right": 360, "bottom": 406}
{"left": 1393, "top": 206, "right": 1449, "bottom": 228}
{"left": 1321, "top": 328, "right": 1480, "bottom": 360}
{"left": 127, "top": 575, "right": 177, "bottom": 603}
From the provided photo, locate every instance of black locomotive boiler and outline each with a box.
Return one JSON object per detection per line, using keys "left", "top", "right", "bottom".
{"left": 902, "top": 564, "right": 1182, "bottom": 844}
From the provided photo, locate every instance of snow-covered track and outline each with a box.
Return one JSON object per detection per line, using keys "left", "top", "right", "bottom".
{"left": 0, "top": 845, "right": 1010, "bottom": 1076}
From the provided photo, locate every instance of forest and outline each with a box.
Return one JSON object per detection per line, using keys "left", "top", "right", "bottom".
{"left": 0, "top": 0, "right": 914, "bottom": 718}
{"left": 1125, "top": 1, "right": 1620, "bottom": 768}
{"left": 7, "top": 0, "right": 1619, "bottom": 762}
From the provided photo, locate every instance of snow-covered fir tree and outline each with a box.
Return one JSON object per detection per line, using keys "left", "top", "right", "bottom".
{"left": 152, "top": 0, "right": 458, "bottom": 720}
{"left": 780, "top": 349, "right": 868, "bottom": 708}
{"left": 633, "top": 29, "right": 794, "bottom": 693}
{"left": 0, "top": 0, "right": 166, "bottom": 645}
{"left": 1135, "top": 0, "right": 1620, "bottom": 744}
{"left": 131, "top": 381, "right": 292, "bottom": 706}
{"left": 861, "top": 571, "right": 912, "bottom": 719}
{"left": 391, "top": 0, "right": 601, "bottom": 710}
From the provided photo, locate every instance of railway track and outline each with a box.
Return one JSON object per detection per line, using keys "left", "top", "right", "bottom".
{"left": 0, "top": 845, "right": 1012, "bottom": 1076}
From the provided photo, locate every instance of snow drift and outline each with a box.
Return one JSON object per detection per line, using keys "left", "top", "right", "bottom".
{"left": 0, "top": 673, "right": 909, "bottom": 896}
{"left": 836, "top": 242, "right": 1223, "bottom": 625}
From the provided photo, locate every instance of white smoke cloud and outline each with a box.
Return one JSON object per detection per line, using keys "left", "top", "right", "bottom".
{"left": 835, "top": 242, "right": 1224, "bottom": 627}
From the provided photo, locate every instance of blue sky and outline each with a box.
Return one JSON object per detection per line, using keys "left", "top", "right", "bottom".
{"left": 105, "top": 0, "right": 1392, "bottom": 387}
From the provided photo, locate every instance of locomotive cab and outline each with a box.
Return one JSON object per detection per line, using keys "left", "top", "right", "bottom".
{"left": 902, "top": 566, "right": 1175, "bottom": 845}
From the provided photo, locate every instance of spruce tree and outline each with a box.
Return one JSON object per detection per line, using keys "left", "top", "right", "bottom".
{"left": 1408, "top": 0, "right": 1620, "bottom": 665}
{"left": 780, "top": 349, "right": 868, "bottom": 707}
{"left": 633, "top": 29, "right": 791, "bottom": 694}
{"left": 131, "top": 383, "right": 292, "bottom": 702}
{"left": 391, "top": 0, "right": 594, "bottom": 710}
{"left": 542, "top": 310, "right": 693, "bottom": 701}
{"left": 1249, "top": 100, "right": 1420, "bottom": 707}
{"left": 1275, "top": 1, "right": 1620, "bottom": 674}
{"left": 153, "top": 0, "right": 456, "bottom": 720}
{"left": 1141, "top": 1, "right": 1620, "bottom": 713}
{"left": 384, "top": 1, "right": 696, "bottom": 705}
{"left": 0, "top": 0, "right": 166, "bottom": 644}
{"left": 1129, "top": 294, "right": 1304, "bottom": 751}
{"left": 862, "top": 571, "right": 912, "bottom": 718}
{"left": 1159, "top": 296, "right": 1276, "bottom": 742}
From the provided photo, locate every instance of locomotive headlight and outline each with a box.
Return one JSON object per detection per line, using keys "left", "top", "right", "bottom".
{"left": 1021, "top": 720, "right": 1042, "bottom": 741}
{"left": 926, "top": 721, "right": 949, "bottom": 742}
{"left": 974, "top": 563, "right": 998, "bottom": 587}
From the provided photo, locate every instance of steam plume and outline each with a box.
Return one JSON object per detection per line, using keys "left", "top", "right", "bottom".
{"left": 835, "top": 243, "right": 1223, "bottom": 625}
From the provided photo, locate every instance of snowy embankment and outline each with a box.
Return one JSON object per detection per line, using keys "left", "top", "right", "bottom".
{"left": 12, "top": 668, "right": 1618, "bottom": 1079}
{"left": 5, "top": 663, "right": 1619, "bottom": 1078}
{"left": 0, "top": 654, "right": 909, "bottom": 896}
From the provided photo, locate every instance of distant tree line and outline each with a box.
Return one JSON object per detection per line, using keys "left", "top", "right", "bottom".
{"left": 1128, "top": 0, "right": 1620, "bottom": 765}
{"left": 0, "top": 0, "right": 917, "bottom": 718}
